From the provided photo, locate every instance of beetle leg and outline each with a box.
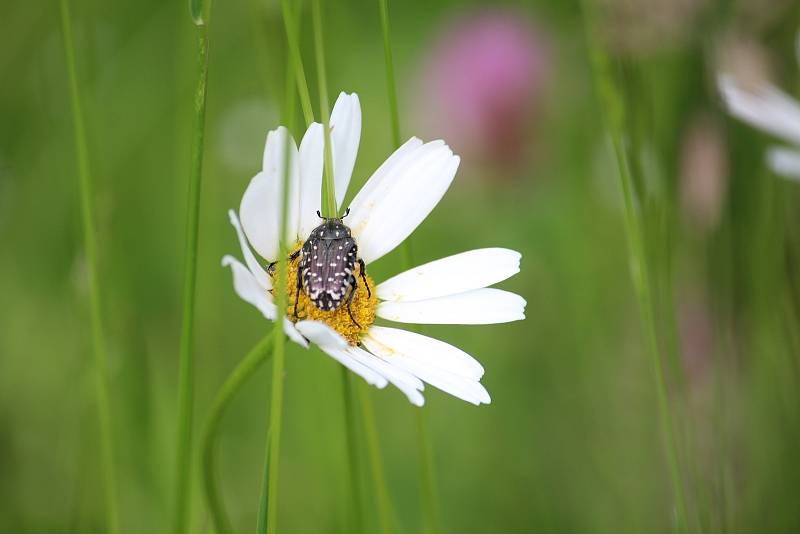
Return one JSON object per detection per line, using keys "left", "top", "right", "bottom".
{"left": 267, "top": 261, "right": 277, "bottom": 278}
{"left": 345, "top": 275, "right": 362, "bottom": 328}
{"left": 293, "top": 263, "right": 303, "bottom": 320}
{"left": 357, "top": 258, "right": 371, "bottom": 298}
{"left": 289, "top": 249, "right": 301, "bottom": 262}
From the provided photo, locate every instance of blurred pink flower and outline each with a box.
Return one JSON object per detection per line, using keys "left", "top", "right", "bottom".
{"left": 680, "top": 114, "right": 728, "bottom": 234}
{"left": 414, "top": 9, "right": 550, "bottom": 172}
{"left": 678, "top": 291, "right": 715, "bottom": 387}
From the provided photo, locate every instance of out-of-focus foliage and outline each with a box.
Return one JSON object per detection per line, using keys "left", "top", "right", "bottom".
{"left": 1, "top": 0, "right": 799, "bottom": 532}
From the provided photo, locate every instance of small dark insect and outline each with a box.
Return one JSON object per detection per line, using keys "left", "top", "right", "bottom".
{"left": 283, "top": 208, "right": 370, "bottom": 327}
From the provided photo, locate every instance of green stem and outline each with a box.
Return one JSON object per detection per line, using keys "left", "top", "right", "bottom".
{"left": 414, "top": 409, "right": 440, "bottom": 534}
{"left": 258, "top": 49, "right": 297, "bottom": 534}
{"left": 260, "top": 181, "right": 289, "bottom": 534}
{"left": 341, "top": 370, "right": 365, "bottom": 533}
{"left": 307, "top": 4, "right": 372, "bottom": 533}
{"left": 59, "top": 2, "right": 119, "bottom": 533}
{"left": 377, "top": 2, "right": 440, "bottom": 532}
{"left": 311, "top": 0, "right": 337, "bottom": 218}
{"left": 174, "top": 8, "right": 211, "bottom": 534}
{"left": 357, "top": 383, "right": 394, "bottom": 534}
{"left": 581, "top": 4, "right": 688, "bottom": 531}
{"left": 280, "top": 0, "right": 314, "bottom": 127}
{"left": 202, "top": 334, "right": 275, "bottom": 534}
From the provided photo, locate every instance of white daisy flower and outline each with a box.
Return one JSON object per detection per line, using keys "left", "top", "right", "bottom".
{"left": 718, "top": 37, "right": 800, "bottom": 180}
{"left": 222, "top": 92, "right": 526, "bottom": 406}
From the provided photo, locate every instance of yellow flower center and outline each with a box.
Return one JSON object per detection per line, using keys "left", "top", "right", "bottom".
{"left": 283, "top": 243, "right": 378, "bottom": 346}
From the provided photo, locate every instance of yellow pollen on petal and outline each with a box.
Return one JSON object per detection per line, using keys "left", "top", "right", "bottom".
{"left": 277, "top": 243, "right": 378, "bottom": 346}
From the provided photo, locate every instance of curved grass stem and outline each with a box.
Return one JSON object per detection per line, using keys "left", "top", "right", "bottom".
{"left": 201, "top": 334, "right": 275, "bottom": 534}
{"left": 59, "top": 2, "right": 119, "bottom": 532}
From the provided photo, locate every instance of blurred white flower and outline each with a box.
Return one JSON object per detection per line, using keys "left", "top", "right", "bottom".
{"left": 718, "top": 35, "right": 800, "bottom": 180}
{"left": 223, "top": 92, "right": 526, "bottom": 406}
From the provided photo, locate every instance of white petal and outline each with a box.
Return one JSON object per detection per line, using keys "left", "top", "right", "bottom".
{"left": 330, "top": 92, "right": 361, "bottom": 208}
{"left": 377, "top": 288, "right": 526, "bottom": 325}
{"left": 227, "top": 210, "right": 271, "bottom": 290}
{"left": 295, "top": 320, "right": 348, "bottom": 350}
{"left": 284, "top": 318, "right": 309, "bottom": 349}
{"left": 718, "top": 74, "right": 800, "bottom": 146}
{"left": 376, "top": 248, "right": 521, "bottom": 302}
{"left": 363, "top": 327, "right": 490, "bottom": 405}
{"left": 347, "top": 346, "right": 425, "bottom": 406}
{"left": 294, "top": 321, "right": 389, "bottom": 388}
{"left": 298, "top": 123, "right": 324, "bottom": 240}
{"left": 348, "top": 138, "right": 459, "bottom": 264}
{"left": 767, "top": 146, "right": 800, "bottom": 180}
{"left": 241, "top": 127, "right": 301, "bottom": 261}
{"left": 222, "top": 255, "right": 276, "bottom": 320}
{"left": 365, "top": 326, "right": 484, "bottom": 380}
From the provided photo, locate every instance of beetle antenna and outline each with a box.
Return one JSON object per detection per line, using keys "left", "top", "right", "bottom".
{"left": 316, "top": 210, "right": 323, "bottom": 219}
{"left": 342, "top": 207, "right": 351, "bottom": 218}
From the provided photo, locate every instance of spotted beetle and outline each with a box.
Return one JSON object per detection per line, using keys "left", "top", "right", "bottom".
{"left": 284, "top": 208, "right": 370, "bottom": 326}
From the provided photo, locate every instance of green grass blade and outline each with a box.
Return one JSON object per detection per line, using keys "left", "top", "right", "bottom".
{"left": 59, "top": 2, "right": 120, "bottom": 533}
{"left": 308, "top": 3, "right": 374, "bottom": 532}
{"left": 258, "top": 41, "right": 297, "bottom": 534}
{"left": 357, "top": 382, "right": 395, "bottom": 534}
{"left": 378, "top": 0, "right": 401, "bottom": 148}
{"left": 342, "top": 370, "right": 365, "bottom": 533}
{"left": 280, "top": 0, "right": 314, "bottom": 127}
{"left": 174, "top": 6, "right": 213, "bottom": 534}
{"left": 311, "top": 0, "right": 337, "bottom": 218}
{"left": 581, "top": 3, "right": 688, "bottom": 531}
{"left": 377, "top": 2, "right": 440, "bottom": 532}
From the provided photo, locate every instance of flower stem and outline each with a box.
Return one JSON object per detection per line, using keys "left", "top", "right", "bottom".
{"left": 202, "top": 334, "right": 275, "bottom": 534}
{"left": 311, "top": 0, "right": 337, "bottom": 218}
{"left": 174, "top": 5, "right": 212, "bottom": 533}
{"left": 357, "top": 382, "right": 395, "bottom": 534}
{"left": 59, "top": 2, "right": 119, "bottom": 533}
{"left": 581, "top": 4, "right": 688, "bottom": 532}
{"left": 377, "top": 2, "right": 440, "bottom": 532}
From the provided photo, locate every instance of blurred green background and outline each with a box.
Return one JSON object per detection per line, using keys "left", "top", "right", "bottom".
{"left": 2, "top": 0, "right": 800, "bottom": 532}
